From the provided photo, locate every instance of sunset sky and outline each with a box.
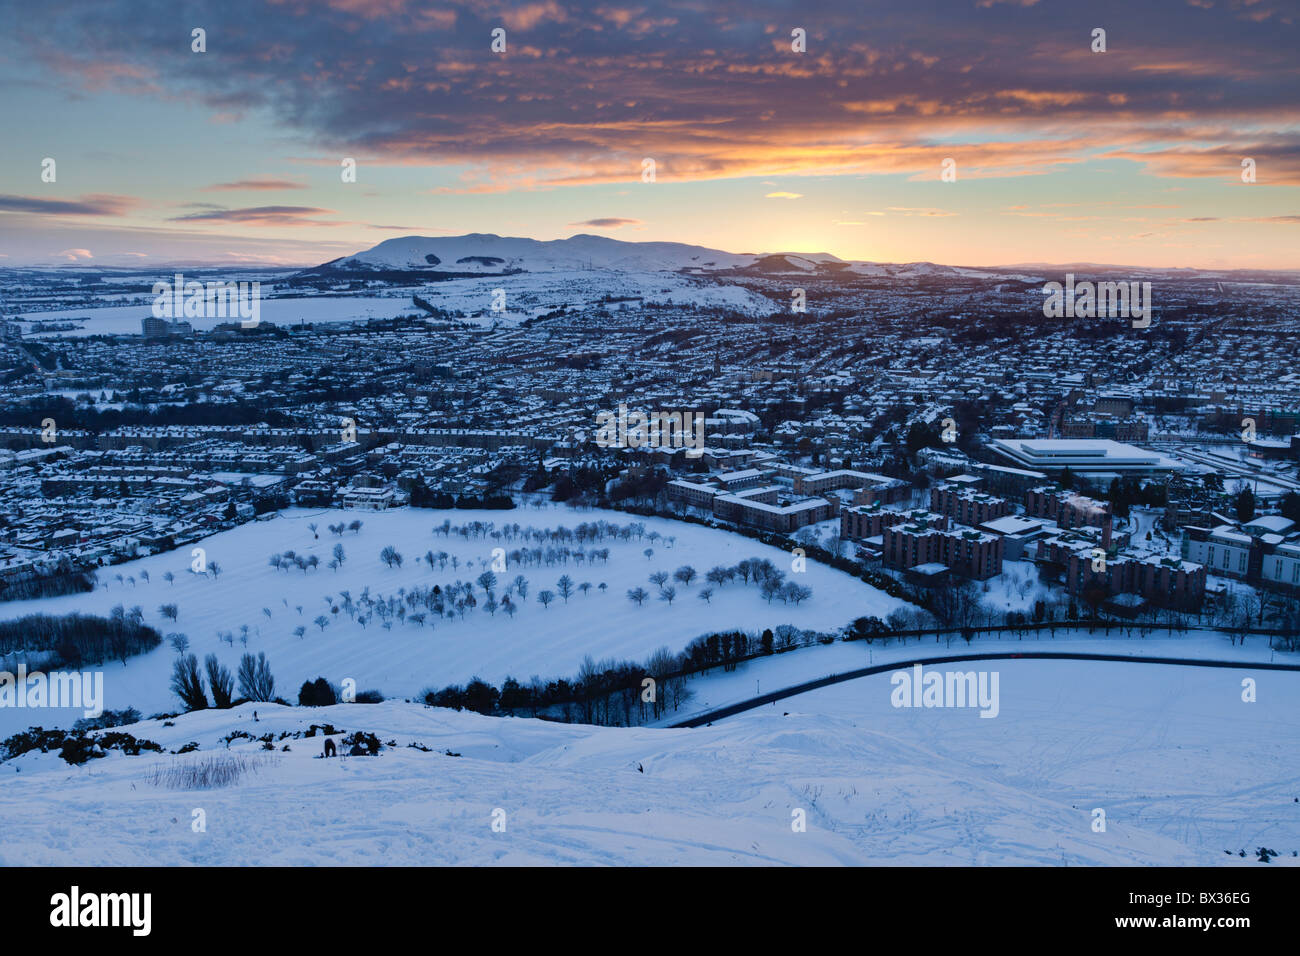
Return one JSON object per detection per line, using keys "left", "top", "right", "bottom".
{"left": 0, "top": 0, "right": 1296, "bottom": 269}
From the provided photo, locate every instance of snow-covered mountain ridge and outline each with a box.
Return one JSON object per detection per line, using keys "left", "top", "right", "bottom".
{"left": 310, "top": 233, "right": 970, "bottom": 279}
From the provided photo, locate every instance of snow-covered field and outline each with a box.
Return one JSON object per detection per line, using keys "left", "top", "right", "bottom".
{"left": 2, "top": 658, "right": 1293, "bottom": 865}
{"left": 16, "top": 269, "right": 777, "bottom": 337}
{"left": 0, "top": 506, "right": 907, "bottom": 733}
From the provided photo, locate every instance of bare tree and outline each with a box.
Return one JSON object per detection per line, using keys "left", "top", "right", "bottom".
{"left": 170, "top": 654, "right": 207, "bottom": 711}
{"left": 237, "top": 652, "right": 276, "bottom": 702}
{"left": 205, "top": 654, "right": 234, "bottom": 708}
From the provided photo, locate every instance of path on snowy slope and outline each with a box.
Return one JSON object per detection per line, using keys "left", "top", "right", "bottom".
{"left": 671, "top": 651, "right": 1300, "bottom": 727}
{"left": 651, "top": 627, "right": 1287, "bottom": 728}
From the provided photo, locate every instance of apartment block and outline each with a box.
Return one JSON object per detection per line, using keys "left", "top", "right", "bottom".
{"left": 793, "top": 468, "right": 908, "bottom": 503}
{"left": 1064, "top": 550, "right": 1207, "bottom": 612}
{"left": 930, "top": 481, "right": 1011, "bottom": 527}
{"left": 1024, "top": 486, "right": 1112, "bottom": 529}
{"left": 883, "top": 521, "right": 1004, "bottom": 580}
{"left": 841, "top": 504, "right": 948, "bottom": 542}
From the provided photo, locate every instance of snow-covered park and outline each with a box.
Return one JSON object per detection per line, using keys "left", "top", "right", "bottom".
{"left": 0, "top": 506, "right": 908, "bottom": 733}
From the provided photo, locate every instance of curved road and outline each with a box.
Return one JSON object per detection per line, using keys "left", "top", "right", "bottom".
{"left": 668, "top": 650, "right": 1300, "bottom": 728}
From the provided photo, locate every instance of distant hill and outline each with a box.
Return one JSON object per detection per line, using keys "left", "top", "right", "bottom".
{"left": 300, "top": 233, "right": 1300, "bottom": 285}
{"left": 303, "top": 233, "right": 986, "bottom": 280}
{"left": 308, "top": 233, "right": 759, "bottom": 276}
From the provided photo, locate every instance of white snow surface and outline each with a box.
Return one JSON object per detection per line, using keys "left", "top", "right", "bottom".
{"left": 2, "top": 657, "right": 1294, "bottom": 865}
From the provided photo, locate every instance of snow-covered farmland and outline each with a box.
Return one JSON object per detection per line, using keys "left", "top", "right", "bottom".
{"left": 0, "top": 506, "right": 906, "bottom": 733}
{"left": 2, "top": 658, "right": 1292, "bottom": 865}
{"left": 16, "top": 270, "right": 778, "bottom": 337}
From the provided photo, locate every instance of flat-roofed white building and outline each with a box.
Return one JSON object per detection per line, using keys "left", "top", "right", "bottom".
{"left": 990, "top": 438, "right": 1185, "bottom": 477}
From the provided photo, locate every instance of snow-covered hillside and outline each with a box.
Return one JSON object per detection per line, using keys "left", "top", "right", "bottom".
{"left": 321, "top": 234, "right": 763, "bottom": 274}
{"left": 313, "top": 233, "right": 1047, "bottom": 286}
{"left": 3, "top": 658, "right": 1293, "bottom": 865}
{"left": 0, "top": 506, "right": 907, "bottom": 734}
{"left": 771, "top": 659, "right": 1300, "bottom": 863}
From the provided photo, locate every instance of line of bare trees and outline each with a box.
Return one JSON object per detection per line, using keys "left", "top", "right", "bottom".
{"left": 170, "top": 650, "right": 277, "bottom": 712}
{"left": 422, "top": 622, "right": 838, "bottom": 727}
{"left": 629, "top": 557, "right": 811, "bottom": 608}
{"left": 0, "top": 607, "right": 162, "bottom": 668}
